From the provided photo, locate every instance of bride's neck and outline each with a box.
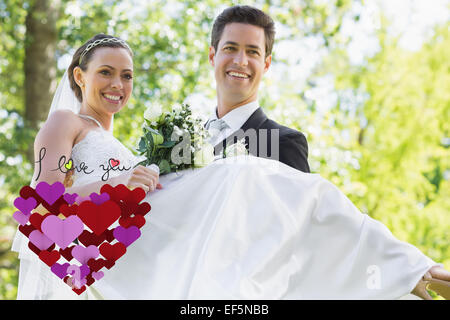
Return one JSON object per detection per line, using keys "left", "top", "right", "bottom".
{"left": 79, "top": 105, "right": 112, "bottom": 131}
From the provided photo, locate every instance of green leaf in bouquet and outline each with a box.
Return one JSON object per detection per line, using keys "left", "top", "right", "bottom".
{"left": 158, "top": 159, "right": 171, "bottom": 174}
{"left": 137, "top": 137, "right": 147, "bottom": 153}
{"left": 145, "top": 130, "right": 155, "bottom": 150}
{"left": 157, "top": 140, "right": 177, "bottom": 149}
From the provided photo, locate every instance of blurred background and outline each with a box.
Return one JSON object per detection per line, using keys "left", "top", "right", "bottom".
{"left": 0, "top": 0, "right": 449, "bottom": 299}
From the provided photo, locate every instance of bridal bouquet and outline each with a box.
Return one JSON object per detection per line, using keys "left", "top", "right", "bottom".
{"left": 136, "top": 103, "right": 214, "bottom": 174}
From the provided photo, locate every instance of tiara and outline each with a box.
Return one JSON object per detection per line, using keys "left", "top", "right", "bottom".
{"left": 79, "top": 37, "right": 131, "bottom": 64}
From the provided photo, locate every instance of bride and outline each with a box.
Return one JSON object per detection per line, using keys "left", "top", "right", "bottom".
{"left": 12, "top": 34, "right": 449, "bottom": 300}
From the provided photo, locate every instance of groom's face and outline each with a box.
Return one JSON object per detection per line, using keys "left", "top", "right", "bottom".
{"left": 209, "top": 23, "right": 272, "bottom": 107}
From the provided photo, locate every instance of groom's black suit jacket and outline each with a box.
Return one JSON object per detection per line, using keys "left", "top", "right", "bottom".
{"left": 214, "top": 107, "right": 310, "bottom": 173}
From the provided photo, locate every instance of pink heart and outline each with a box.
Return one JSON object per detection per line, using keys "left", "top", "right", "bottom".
{"left": 92, "top": 271, "right": 104, "bottom": 281}
{"left": 41, "top": 215, "right": 84, "bottom": 249}
{"left": 75, "top": 195, "right": 91, "bottom": 204}
{"left": 13, "top": 210, "right": 30, "bottom": 226}
{"left": 14, "top": 197, "right": 37, "bottom": 215}
{"left": 29, "top": 230, "right": 54, "bottom": 251}
{"left": 113, "top": 226, "right": 141, "bottom": 247}
{"left": 72, "top": 245, "right": 99, "bottom": 264}
{"left": 35, "top": 181, "right": 65, "bottom": 205}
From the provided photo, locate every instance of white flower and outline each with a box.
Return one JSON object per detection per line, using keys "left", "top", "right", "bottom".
{"left": 172, "top": 125, "right": 184, "bottom": 137}
{"left": 194, "top": 143, "right": 214, "bottom": 167}
{"left": 144, "top": 103, "right": 163, "bottom": 122}
{"left": 172, "top": 103, "right": 182, "bottom": 112}
{"left": 224, "top": 140, "right": 248, "bottom": 158}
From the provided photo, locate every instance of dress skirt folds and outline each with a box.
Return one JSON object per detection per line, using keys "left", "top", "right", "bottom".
{"left": 88, "top": 156, "right": 439, "bottom": 299}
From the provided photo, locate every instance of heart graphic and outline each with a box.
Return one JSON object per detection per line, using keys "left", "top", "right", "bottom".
{"left": 41, "top": 215, "right": 84, "bottom": 249}
{"left": 51, "top": 262, "right": 70, "bottom": 279}
{"left": 109, "top": 158, "right": 120, "bottom": 167}
{"left": 64, "top": 159, "right": 73, "bottom": 170}
{"left": 14, "top": 197, "right": 37, "bottom": 215}
{"left": 39, "top": 250, "right": 61, "bottom": 266}
{"left": 89, "top": 192, "right": 110, "bottom": 205}
{"left": 75, "top": 195, "right": 91, "bottom": 204}
{"left": 59, "top": 203, "right": 78, "bottom": 217}
{"left": 129, "top": 188, "right": 146, "bottom": 204}
{"left": 29, "top": 212, "right": 52, "bottom": 232}
{"left": 113, "top": 226, "right": 141, "bottom": 247}
{"left": 78, "top": 230, "right": 106, "bottom": 247}
{"left": 119, "top": 215, "right": 146, "bottom": 228}
{"left": 35, "top": 181, "right": 65, "bottom": 205}
{"left": 77, "top": 200, "right": 121, "bottom": 235}
{"left": 99, "top": 242, "right": 126, "bottom": 261}
{"left": 12, "top": 183, "right": 151, "bottom": 295}
{"left": 13, "top": 211, "right": 30, "bottom": 226}
{"left": 63, "top": 193, "right": 78, "bottom": 205}
{"left": 72, "top": 245, "right": 99, "bottom": 264}
{"left": 101, "top": 184, "right": 130, "bottom": 203}
{"left": 19, "top": 224, "right": 35, "bottom": 238}
{"left": 92, "top": 271, "right": 104, "bottom": 281}
{"left": 87, "top": 258, "right": 107, "bottom": 272}
{"left": 29, "top": 230, "right": 54, "bottom": 251}
{"left": 59, "top": 246, "right": 74, "bottom": 262}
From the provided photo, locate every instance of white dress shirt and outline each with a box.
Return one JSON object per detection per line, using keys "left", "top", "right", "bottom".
{"left": 207, "top": 101, "right": 260, "bottom": 147}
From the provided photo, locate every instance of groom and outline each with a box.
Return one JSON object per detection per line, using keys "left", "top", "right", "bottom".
{"left": 206, "top": 5, "right": 310, "bottom": 173}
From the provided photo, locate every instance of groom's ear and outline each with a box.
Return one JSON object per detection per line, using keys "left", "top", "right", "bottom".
{"left": 263, "top": 54, "right": 272, "bottom": 73}
{"left": 208, "top": 46, "right": 216, "bottom": 67}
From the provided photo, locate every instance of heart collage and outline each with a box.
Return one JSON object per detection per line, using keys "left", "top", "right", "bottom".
{"left": 13, "top": 181, "right": 151, "bottom": 295}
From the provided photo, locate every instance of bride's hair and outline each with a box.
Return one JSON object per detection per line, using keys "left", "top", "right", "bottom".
{"left": 67, "top": 33, "right": 133, "bottom": 102}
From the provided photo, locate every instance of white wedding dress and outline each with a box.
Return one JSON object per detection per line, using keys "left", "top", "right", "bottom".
{"left": 12, "top": 115, "right": 440, "bottom": 299}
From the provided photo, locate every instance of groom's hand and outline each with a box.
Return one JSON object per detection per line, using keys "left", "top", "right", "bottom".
{"left": 412, "top": 265, "right": 450, "bottom": 300}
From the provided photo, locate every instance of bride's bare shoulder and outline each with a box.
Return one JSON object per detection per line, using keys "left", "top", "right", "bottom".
{"left": 36, "top": 110, "right": 83, "bottom": 141}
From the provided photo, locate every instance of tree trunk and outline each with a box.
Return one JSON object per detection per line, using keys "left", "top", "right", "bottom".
{"left": 24, "top": 0, "right": 61, "bottom": 163}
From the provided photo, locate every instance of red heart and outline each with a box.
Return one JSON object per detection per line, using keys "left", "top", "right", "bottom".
{"left": 135, "top": 202, "right": 151, "bottom": 216}
{"left": 119, "top": 215, "right": 146, "bottom": 228}
{"left": 99, "top": 242, "right": 126, "bottom": 261}
{"left": 19, "top": 224, "right": 35, "bottom": 238}
{"left": 104, "top": 229, "right": 115, "bottom": 242}
{"left": 109, "top": 158, "right": 120, "bottom": 167}
{"left": 59, "top": 245, "right": 74, "bottom": 262}
{"left": 72, "top": 285, "right": 86, "bottom": 295}
{"left": 86, "top": 274, "right": 95, "bottom": 287}
{"left": 78, "top": 230, "right": 106, "bottom": 247}
{"left": 29, "top": 212, "right": 52, "bottom": 232}
{"left": 77, "top": 200, "right": 121, "bottom": 235}
{"left": 19, "top": 185, "right": 36, "bottom": 199}
{"left": 129, "top": 188, "right": 146, "bottom": 204}
{"left": 87, "top": 258, "right": 106, "bottom": 272}
{"left": 118, "top": 201, "right": 137, "bottom": 218}
{"left": 28, "top": 242, "right": 55, "bottom": 256}
{"left": 59, "top": 203, "right": 78, "bottom": 217}
{"left": 104, "top": 259, "right": 116, "bottom": 269}
{"left": 39, "top": 250, "right": 61, "bottom": 266}
{"left": 101, "top": 184, "right": 130, "bottom": 203}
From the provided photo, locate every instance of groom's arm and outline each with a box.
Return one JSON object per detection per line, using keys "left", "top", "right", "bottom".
{"left": 279, "top": 131, "right": 310, "bottom": 173}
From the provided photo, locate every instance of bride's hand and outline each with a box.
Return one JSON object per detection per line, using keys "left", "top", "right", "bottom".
{"left": 113, "top": 165, "right": 160, "bottom": 193}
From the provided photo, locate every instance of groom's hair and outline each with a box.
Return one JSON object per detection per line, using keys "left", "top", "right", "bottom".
{"left": 68, "top": 34, "right": 132, "bottom": 103}
{"left": 211, "top": 5, "right": 275, "bottom": 58}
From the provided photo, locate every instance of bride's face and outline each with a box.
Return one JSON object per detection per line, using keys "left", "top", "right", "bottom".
{"left": 76, "top": 47, "right": 133, "bottom": 115}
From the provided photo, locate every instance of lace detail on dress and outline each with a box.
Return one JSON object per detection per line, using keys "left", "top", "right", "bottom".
{"left": 70, "top": 118, "right": 139, "bottom": 187}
